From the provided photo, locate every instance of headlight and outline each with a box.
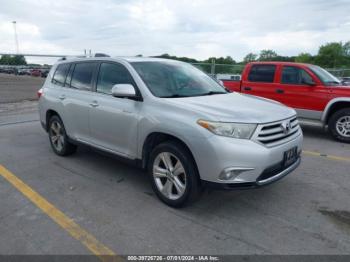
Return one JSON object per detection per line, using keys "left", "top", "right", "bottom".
{"left": 197, "top": 120, "right": 257, "bottom": 139}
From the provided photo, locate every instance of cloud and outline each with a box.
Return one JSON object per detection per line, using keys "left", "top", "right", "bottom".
{"left": 0, "top": 0, "right": 349, "bottom": 64}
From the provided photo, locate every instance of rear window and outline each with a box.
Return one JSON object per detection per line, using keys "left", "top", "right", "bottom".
{"left": 52, "top": 63, "right": 70, "bottom": 86}
{"left": 70, "top": 63, "right": 97, "bottom": 91}
{"left": 248, "top": 65, "right": 276, "bottom": 83}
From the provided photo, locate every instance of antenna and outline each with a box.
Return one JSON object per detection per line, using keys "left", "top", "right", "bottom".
{"left": 12, "top": 21, "right": 19, "bottom": 54}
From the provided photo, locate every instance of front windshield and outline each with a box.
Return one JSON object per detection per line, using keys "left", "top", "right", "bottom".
{"left": 131, "top": 61, "right": 227, "bottom": 98}
{"left": 309, "top": 65, "right": 341, "bottom": 85}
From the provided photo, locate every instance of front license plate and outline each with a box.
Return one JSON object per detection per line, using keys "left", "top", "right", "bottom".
{"left": 284, "top": 147, "right": 298, "bottom": 167}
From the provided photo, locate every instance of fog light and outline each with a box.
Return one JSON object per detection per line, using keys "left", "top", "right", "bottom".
{"left": 219, "top": 167, "right": 254, "bottom": 181}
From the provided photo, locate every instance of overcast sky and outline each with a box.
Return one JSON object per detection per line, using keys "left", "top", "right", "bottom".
{"left": 0, "top": 0, "right": 349, "bottom": 64}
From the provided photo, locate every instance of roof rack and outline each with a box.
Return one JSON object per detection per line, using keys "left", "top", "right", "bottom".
{"left": 94, "top": 53, "right": 110, "bottom": 57}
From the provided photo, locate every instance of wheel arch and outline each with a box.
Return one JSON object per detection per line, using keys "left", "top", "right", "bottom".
{"left": 322, "top": 98, "right": 350, "bottom": 125}
{"left": 45, "top": 109, "right": 60, "bottom": 131}
{"left": 141, "top": 132, "right": 199, "bottom": 176}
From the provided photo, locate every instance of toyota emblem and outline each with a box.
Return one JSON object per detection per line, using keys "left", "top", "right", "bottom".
{"left": 281, "top": 121, "right": 291, "bottom": 134}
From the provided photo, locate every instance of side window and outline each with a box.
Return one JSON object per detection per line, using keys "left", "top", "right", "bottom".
{"left": 52, "top": 63, "right": 70, "bottom": 86}
{"left": 71, "top": 63, "right": 97, "bottom": 91}
{"left": 96, "top": 63, "right": 134, "bottom": 94}
{"left": 248, "top": 65, "right": 276, "bottom": 83}
{"left": 281, "top": 66, "right": 314, "bottom": 85}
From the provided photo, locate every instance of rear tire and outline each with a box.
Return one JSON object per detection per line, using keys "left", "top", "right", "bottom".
{"left": 148, "top": 141, "right": 202, "bottom": 207}
{"left": 48, "top": 115, "right": 77, "bottom": 156}
{"left": 328, "top": 108, "right": 350, "bottom": 143}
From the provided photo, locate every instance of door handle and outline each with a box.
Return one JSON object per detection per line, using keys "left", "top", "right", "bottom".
{"left": 59, "top": 94, "right": 66, "bottom": 100}
{"left": 90, "top": 101, "right": 99, "bottom": 107}
{"left": 244, "top": 87, "right": 252, "bottom": 91}
{"left": 276, "top": 89, "right": 284, "bottom": 94}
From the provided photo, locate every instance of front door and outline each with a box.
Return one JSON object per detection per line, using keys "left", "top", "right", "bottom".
{"left": 89, "top": 62, "right": 141, "bottom": 158}
{"left": 277, "top": 65, "right": 330, "bottom": 120}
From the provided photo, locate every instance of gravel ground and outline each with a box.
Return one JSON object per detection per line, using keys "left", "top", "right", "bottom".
{"left": 0, "top": 73, "right": 45, "bottom": 103}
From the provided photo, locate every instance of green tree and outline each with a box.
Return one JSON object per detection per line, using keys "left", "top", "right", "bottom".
{"left": 12, "top": 55, "right": 27, "bottom": 65}
{"left": 343, "top": 41, "right": 350, "bottom": 56}
{"left": 315, "top": 42, "right": 344, "bottom": 68}
{"left": 295, "top": 53, "right": 313, "bottom": 63}
{"left": 0, "top": 55, "right": 11, "bottom": 65}
{"left": 0, "top": 55, "right": 27, "bottom": 65}
{"left": 258, "top": 50, "right": 278, "bottom": 61}
{"left": 203, "top": 56, "right": 236, "bottom": 64}
{"left": 243, "top": 53, "right": 257, "bottom": 63}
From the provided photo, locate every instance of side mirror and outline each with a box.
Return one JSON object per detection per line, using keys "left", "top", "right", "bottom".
{"left": 111, "top": 84, "right": 136, "bottom": 98}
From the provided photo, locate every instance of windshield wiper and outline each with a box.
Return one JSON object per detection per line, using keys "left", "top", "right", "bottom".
{"left": 198, "top": 91, "right": 228, "bottom": 96}
{"left": 161, "top": 94, "right": 189, "bottom": 98}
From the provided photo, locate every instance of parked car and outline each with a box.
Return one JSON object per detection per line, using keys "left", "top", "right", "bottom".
{"left": 216, "top": 74, "right": 241, "bottom": 89}
{"left": 31, "top": 69, "right": 42, "bottom": 77}
{"left": 18, "top": 69, "right": 28, "bottom": 75}
{"left": 38, "top": 58, "right": 302, "bottom": 207}
{"left": 221, "top": 62, "right": 350, "bottom": 143}
{"left": 3, "top": 68, "right": 15, "bottom": 74}
{"left": 340, "top": 77, "right": 350, "bottom": 86}
{"left": 41, "top": 69, "right": 49, "bottom": 78}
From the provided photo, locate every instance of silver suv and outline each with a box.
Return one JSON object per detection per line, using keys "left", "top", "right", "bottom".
{"left": 38, "top": 57, "right": 303, "bottom": 207}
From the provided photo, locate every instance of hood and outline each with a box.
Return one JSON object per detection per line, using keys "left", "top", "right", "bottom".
{"left": 165, "top": 93, "right": 295, "bottom": 123}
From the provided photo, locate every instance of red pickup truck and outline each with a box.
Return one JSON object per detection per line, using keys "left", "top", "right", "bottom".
{"left": 221, "top": 62, "right": 350, "bottom": 142}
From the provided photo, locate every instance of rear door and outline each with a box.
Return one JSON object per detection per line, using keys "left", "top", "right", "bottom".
{"left": 241, "top": 64, "right": 281, "bottom": 102}
{"left": 62, "top": 62, "right": 98, "bottom": 142}
{"left": 42, "top": 63, "right": 70, "bottom": 128}
{"left": 89, "top": 62, "right": 141, "bottom": 158}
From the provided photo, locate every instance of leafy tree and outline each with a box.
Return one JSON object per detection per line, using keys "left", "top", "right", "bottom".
{"left": 203, "top": 56, "right": 236, "bottom": 64}
{"left": 258, "top": 50, "right": 278, "bottom": 61}
{"left": 243, "top": 53, "right": 258, "bottom": 63}
{"left": 154, "top": 54, "right": 198, "bottom": 63}
{"left": 295, "top": 53, "right": 314, "bottom": 63}
{"left": 343, "top": 41, "right": 350, "bottom": 56}
{"left": 0, "top": 55, "right": 27, "bottom": 65}
{"left": 12, "top": 55, "right": 27, "bottom": 65}
{"left": 315, "top": 42, "right": 345, "bottom": 68}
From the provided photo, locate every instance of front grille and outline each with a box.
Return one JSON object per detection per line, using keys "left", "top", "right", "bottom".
{"left": 253, "top": 117, "right": 301, "bottom": 147}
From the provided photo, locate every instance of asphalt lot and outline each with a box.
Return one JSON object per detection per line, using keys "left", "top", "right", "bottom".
{"left": 0, "top": 75, "right": 350, "bottom": 258}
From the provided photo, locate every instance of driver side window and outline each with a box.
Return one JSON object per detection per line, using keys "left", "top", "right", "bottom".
{"left": 281, "top": 66, "right": 314, "bottom": 85}
{"left": 96, "top": 63, "right": 134, "bottom": 95}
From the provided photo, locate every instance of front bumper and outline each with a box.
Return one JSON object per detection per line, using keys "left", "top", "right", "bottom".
{"left": 189, "top": 130, "right": 303, "bottom": 186}
{"left": 202, "top": 156, "right": 301, "bottom": 190}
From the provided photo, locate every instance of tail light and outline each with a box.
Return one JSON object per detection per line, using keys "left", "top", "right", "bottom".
{"left": 37, "top": 88, "right": 43, "bottom": 99}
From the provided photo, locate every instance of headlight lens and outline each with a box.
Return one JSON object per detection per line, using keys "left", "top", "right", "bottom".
{"left": 197, "top": 120, "right": 257, "bottom": 139}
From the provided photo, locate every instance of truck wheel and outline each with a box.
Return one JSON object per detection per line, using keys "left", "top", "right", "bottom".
{"left": 329, "top": 108, "right": 350, "bottom": 143}
{"left": 48, "top": 115, "right": 77, "bottom": 156}
{"left": 148, "top": 141, "right": 202, "bottom": 207}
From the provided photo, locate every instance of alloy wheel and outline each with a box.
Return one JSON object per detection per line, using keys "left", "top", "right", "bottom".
{"left": 153, "top": 152, "right": 187, "bottom": 200}
{"left": 336, "top": 116, "right": 350, "bottom": 138}
{"left": 50, "top": 121, "right": 64, "bottom": 152}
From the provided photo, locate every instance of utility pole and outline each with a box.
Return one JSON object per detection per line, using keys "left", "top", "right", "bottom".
{"left": 12, "top": 21, "right": 19, "bottom": 54}
{"left": 211, "top": 58, "right": 216, "bottom": 75}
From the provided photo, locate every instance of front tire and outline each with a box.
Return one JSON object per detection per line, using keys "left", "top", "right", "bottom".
{"left": 148, "top": 141, "right": 201, "bottom": 207}
{"left": 329, "top": 108, "right": 350, "bottom": 143}
{"left": 48, "top": 115, "right": 77, "bottom": 156}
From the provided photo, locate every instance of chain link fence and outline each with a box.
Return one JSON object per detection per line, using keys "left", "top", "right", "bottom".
{"left": 326, "top": 68, "right": 350, "bottom": 77}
